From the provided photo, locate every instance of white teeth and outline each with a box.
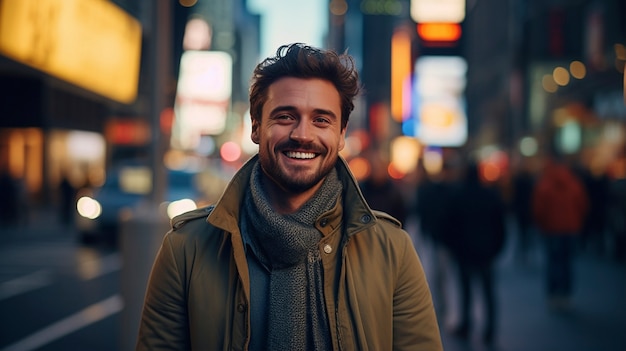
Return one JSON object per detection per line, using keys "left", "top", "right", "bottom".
{"left": 286, "top": 151, "right": 316, "bottom": 159}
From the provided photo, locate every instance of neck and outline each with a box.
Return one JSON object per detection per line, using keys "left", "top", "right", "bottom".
{"left": 260, "top": 173, "right": 325, "bottom": 215}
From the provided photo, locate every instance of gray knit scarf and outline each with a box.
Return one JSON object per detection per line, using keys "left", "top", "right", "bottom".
{"left": 242, "top": 161, "right": 342, "bottom": 351}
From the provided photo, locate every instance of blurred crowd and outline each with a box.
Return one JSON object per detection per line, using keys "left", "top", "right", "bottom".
{"left": 357, "top": 148, "right": 626, "bottom": 347}
{"left": 358, "top": 150, "right": 626, "bottom": 266}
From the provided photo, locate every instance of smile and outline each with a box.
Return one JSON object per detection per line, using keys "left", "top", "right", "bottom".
{"left": 284, "top": 151, "right": 317, "bottom": 159}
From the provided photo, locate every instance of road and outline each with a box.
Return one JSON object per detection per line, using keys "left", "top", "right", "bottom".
{"left": 0, "top": 208, "right": 624, "bottom": 351}
{"left": 0, "top": 210, "right": 121, "bottom": 351}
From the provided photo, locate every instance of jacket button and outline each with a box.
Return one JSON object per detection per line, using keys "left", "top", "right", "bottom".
{"left": 323, "top": 244, "right": 333, "bottom": 254}
{"left": 360, "top": 214, "right": 372, "bottom": 223}
{"left": 237, "top": 304, "right": 246, "bottom": 313}
{"left": 320, "top": 218, "right": 328, "bottom": 227}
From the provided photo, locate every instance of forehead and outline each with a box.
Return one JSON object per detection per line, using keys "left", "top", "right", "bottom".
{"left": 264, "top": 77, "right": 341, "bottom": 113}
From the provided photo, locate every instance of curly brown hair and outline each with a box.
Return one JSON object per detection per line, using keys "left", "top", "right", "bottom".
{"left": 249, "top": 43, "right": 361, "bottom": 131}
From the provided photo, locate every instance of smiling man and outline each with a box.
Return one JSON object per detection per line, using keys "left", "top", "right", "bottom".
{"left": 253, "top": 77, "right": 344, "bottom": 212}
{"left": 136, "top": 43, "right": 443, "bottom": 351}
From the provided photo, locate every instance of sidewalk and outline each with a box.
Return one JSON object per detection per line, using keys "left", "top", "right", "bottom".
{"left": 493, "top": 253, "right": 624, "bottom": 351}
{"left": 409, "top": 217, "right": 626, "bottom": 351}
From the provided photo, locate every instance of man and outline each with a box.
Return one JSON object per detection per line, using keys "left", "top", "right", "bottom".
{"left": 136, "top": 43, "right": 442, "bottom": 350}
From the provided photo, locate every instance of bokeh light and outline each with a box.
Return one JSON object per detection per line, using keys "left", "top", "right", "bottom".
{"left": 569, "top": 61, "right": 586, "bottom": 79}
{"left": 553, "top": 66, "right": 570, "bottom": 86}
{"left": 220, "top": 141, "right": 242, "bottom": 162}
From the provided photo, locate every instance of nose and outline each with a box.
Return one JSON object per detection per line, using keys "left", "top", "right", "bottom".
{"left": 290, "top": 121, "right": 313, "bottom": 143}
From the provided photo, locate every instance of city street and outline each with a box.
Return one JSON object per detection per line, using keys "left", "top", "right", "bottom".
{"left": 0, "top": 208, "right": 624, "bottom": 351}
{"left": 0, "top": 1, "right": 624, "bottom": 350}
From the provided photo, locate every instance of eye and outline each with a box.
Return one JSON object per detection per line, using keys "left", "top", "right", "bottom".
{"left": 273, "top": 114, "right": 294, "bottom": 122}
{"left": 313, "top": 116, "right": 331, "bottom": 125}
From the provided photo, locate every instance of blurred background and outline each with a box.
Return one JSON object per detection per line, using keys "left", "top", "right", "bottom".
{"left": 0, "top": 0, "right": 624, "bottom": 350}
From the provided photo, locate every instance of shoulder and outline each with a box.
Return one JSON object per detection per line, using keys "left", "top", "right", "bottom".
{"left": 162, "top": 205, "right": 225, "bottom": 252}
{"left": 347, "top": 211, "right": 420, "bottom": 276}
{"left": 372, "top": 210, "right": 402, "bottom": 228}
{"left": 356, "top": 210, "right": 410, "bottom": 248}
{"left": 171, "top": 205, "right": 215, "bottom": 231}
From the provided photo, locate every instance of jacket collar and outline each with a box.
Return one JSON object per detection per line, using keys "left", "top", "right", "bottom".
{"left": 207, "top": 154, "right": 376, "bottom": 237}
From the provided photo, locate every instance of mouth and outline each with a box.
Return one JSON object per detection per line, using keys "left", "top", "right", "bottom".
{"left": 283, "top": 151, "right": 318, "bottom": 160}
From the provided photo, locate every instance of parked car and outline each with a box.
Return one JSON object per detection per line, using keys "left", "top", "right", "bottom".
{"left": 75, "top": 164, "right": 205, "bottom": 245}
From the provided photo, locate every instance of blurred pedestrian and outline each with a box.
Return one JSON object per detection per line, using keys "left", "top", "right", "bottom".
{"left": 59, "top": 174, "right": 76, "bottom": 226}
{"left": 579, "top": 167, "right": 609, "bottom": 255}
{"left": 532, "top": 156, "right": 589, "bottom": 311}
{"left": 607, "top": 174, "right": 626, "bottom": 261}
{"left": 137, "top": 43, "right": 443, "bottom": 350}
{"left": 415, "top": 160, "right": 454, "bottom": 319}
{"left": 442, "top": 161, "right": 507, "bottom": 346}
{"left": 0, "top": 170, "right": 19, "bottom": 226}
{"left": 359, "top": 151, "right": 407, "bottom": 224}
{"left": 511, "top": 161, "right": 536, "bottom": 265}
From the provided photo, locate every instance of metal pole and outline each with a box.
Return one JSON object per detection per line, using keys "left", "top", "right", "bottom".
{"left": 119, "top": 1, "right": 171, "bottom": 350}
{"left": 149, "top": 0, "right": 170, "bottom": 205}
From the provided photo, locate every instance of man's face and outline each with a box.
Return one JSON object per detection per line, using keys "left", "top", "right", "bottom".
{"left": 251, "top": 77, "right": 346, "bottom": 194}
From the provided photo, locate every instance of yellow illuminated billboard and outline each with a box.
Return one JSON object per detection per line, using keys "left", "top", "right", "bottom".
{"left": 413, "top": 56, "right": 468, "bottom": 147}
{"left": 0, "top": 0, "right": 142, "bottom": 104}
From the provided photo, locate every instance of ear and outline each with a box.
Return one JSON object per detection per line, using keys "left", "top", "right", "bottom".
{"left": 338, "top": 124, "right": 347, "bottom": 151}
{"left": 251, "top": 118, "right": 260, "bottom": 144}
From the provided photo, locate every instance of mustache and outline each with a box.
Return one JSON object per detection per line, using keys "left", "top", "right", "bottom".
{"left": 276, "top": 140, "right": 325, "bottom": 154}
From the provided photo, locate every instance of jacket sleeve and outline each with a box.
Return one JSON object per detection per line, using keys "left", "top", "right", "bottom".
{"left": 393, "top": 233, "right": 443, "bottom": 351}
{"left": 136, "top": 231, "right": 191, "bottom": 351}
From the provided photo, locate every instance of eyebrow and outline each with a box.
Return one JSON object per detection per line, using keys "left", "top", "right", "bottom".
{"left": 270, "top": 105, "right": 338, "bottom": 120}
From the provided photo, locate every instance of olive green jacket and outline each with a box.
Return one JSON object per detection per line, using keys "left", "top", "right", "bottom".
{"left": 136, "top": 155, "right": 443, "bottom": 351}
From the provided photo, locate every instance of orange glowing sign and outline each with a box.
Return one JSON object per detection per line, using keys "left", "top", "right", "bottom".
{"left": 391, "top": 29, "right": 412, "bottom": 122}
{"left": 105, "top": 119, "right": 150, "bottom": 145}
{"left": 417, "top": 23, "right": 462, "bottom": 43}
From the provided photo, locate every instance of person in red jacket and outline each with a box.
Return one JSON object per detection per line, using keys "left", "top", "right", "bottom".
{"left": 532, "top": 156, "right": 589, "bottom": 310}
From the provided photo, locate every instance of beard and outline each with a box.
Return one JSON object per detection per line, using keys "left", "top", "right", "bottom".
{"left": 259, "top": 141, "right": 337, "bottom": 194}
